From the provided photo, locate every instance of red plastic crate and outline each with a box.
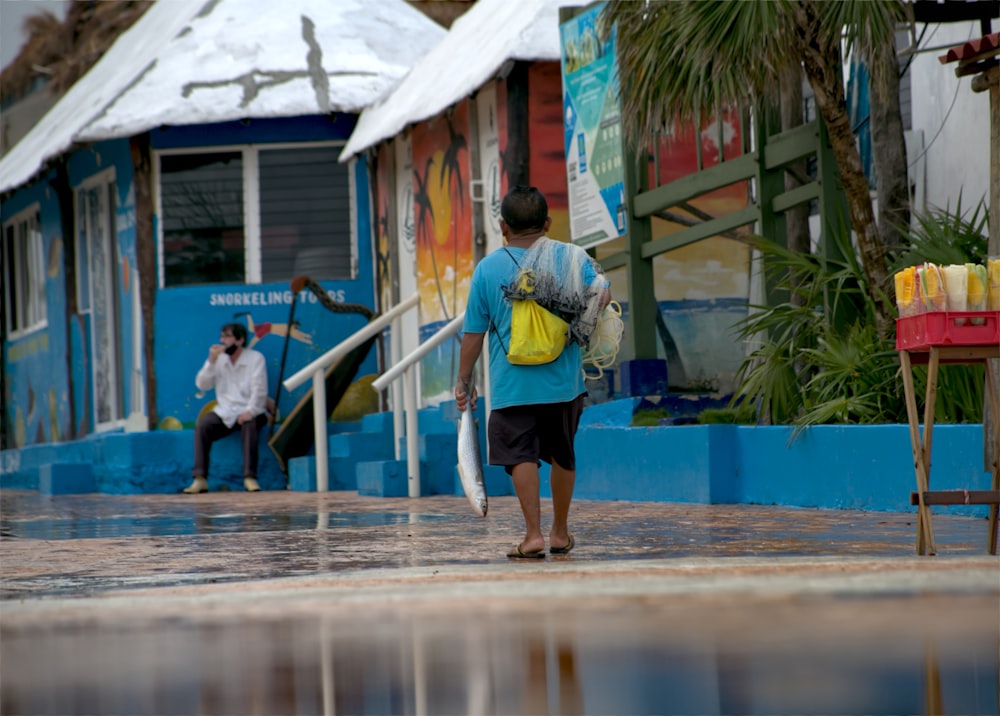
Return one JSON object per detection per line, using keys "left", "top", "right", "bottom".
{"left": 896, "top": 311, "right": 1000, "bottom": 350}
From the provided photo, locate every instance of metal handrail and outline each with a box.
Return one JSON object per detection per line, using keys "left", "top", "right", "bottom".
{"left": 283, "top": 293, "right": 419, "bottom": 392}
{"left": 372, "top": 310, "right": 465, "bottom": 498}
{"left": 280, "top": 293, "right": 418, "bottom": 492}
{"left": 372, "top": 312, "right": 464, "bottom": 393}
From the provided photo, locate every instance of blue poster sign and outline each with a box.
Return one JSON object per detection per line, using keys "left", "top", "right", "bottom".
{"left": 560, "top": 2, "right": 626, "bottom": 248}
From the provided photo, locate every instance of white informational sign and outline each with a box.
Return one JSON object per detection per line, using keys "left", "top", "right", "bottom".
{"left": 560, "top": 2, "right": 626, "bottom": 249}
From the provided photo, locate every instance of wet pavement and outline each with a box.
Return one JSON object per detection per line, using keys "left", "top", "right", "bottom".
{"left": 1, "top": 489, "right": 998, "bottom": 715}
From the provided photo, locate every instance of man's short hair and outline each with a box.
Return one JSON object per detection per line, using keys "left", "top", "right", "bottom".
{"left": 501, "top": 185, "right": 548, "bottom": 233}
{"left": 222, "top": 322, "right": 248, "bottom": 344}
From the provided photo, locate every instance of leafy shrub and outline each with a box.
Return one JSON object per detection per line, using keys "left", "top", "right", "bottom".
{"left": 732, "top": 202, "right": 987, "bottom": 432}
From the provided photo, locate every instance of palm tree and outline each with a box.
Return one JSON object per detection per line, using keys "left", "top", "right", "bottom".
{"left": 603, "top": 0, "right": 910, "bottom": 339}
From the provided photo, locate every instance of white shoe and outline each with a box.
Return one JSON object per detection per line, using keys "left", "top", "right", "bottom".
{"left": 244, "top": 477, "right": 261, "bottom": 492}
{"left": 183, "top": 476, "right": 208, "bottom": 494}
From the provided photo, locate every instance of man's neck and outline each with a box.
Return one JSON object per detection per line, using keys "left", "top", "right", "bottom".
{"left": 229, "top": 347, "right": 243, "bottom": 363}
{"left": 505, "top": 230, "right": 546, "bottom": 248}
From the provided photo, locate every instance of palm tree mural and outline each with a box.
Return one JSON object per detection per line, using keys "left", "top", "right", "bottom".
{"left": 375, "top": 207, "right": 391, "bottom": 303}
{"left": 439, "top": 113, "right": 468, "bottom": 317}
{"left": 413, "top": 155, "right": 451, "bottom": 317}
{"left": 603, "top": 0, "right": 909, "bottom": 339}
{"left": 412, "top": 112, "right": 472, "bottom": 323}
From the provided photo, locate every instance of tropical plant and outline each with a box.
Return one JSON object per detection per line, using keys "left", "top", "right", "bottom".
{"left": 631, "top": 407, "right": 671, "bottom": 426}
{"left": 697, "top": 405, "right": 757, "bottom": 425}
{"left": 890, "top": 196, "right": 989, "bottom": 268}
{"left": 732, "top": 206, "right": 988, "bottom": 432}
{"left": 602, "top": 0, "right": 911, "bottom": 339}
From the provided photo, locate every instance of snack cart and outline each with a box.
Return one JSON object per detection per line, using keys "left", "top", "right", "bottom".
{"left": 896, "top": 310, "right": 1000, "bottom": 555}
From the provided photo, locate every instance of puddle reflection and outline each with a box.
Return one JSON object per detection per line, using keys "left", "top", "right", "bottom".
{"left": 1, "top": 512, "right": 450, "bottom": 540}
{"left": 2, "top": 597, "right": 996, "bottom": 716}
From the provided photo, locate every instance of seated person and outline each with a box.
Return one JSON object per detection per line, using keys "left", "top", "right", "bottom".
{"left": 183, "top": 322, "right": 269, "bottom": 493}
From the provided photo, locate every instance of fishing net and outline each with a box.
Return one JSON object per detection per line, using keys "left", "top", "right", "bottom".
{"left": 581, "top": 300, "right": 624, "bottom": 380}
{"left": 502, "top": 238, "right": 607, "bottom": 346}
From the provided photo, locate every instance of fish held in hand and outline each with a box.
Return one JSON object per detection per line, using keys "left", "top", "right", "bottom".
{"left": 457, "top": 408, "right": 488, "bottom": 517}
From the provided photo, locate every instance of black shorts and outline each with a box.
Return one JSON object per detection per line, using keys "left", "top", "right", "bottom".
{"left": 487, "top": 395, "right": 585, "bottom": 475}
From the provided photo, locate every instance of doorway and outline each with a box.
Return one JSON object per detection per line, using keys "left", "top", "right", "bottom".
{"left": 76, "top": 173, "right": 124, "bottom": 430}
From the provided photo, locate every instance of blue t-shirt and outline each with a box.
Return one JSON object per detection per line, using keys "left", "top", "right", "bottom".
{"left": 464, "top": 240, "right": 604, "bottom": 410}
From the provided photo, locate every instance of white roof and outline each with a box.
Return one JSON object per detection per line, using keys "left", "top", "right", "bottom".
{"left": 1, "top": 0, "right": 444, "bottom": 194}
{"left": 341, "top": 0, "right": 591, "bottom": 160}
{"left": 0, "top": 0, "right": 204, "bottom": 194}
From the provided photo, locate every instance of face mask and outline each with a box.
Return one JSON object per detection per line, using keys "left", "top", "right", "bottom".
{"left": 224, "top": 344, "right": 238, "bottom": 356}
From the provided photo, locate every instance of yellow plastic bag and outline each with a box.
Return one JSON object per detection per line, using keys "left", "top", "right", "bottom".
{"left": 507, "top": 298, "right": 569, "bottom": 365}
{"left": 503, "top": 267, "right": 569, "bottom": 365}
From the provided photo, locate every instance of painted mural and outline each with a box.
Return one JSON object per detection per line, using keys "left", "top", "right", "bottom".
{"left": 374, "top": 143, "right": 394, "bottom": 313}
{"left": 649, "top": 109, "right": 751, "bottom": 392}
{"left": 153, "top": 281, "right": 377, "bottom": 431}
{"left": 527, "top": 64, "right": 572, "bottom": 243}
{"left": 2, "top": 176, "right": 70, "bottom": 448}
{"left": 410, "top": 101, "right": 474, "bottom": 404}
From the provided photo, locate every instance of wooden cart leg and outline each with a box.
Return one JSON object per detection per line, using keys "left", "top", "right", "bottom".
{"left": 922, "top": 349, "right": 942, "bottom": 553}
{"left": 900, "top": 350, "right": 936, "bottom": 555}
{"left": 985, "top": 365, "right": 999, "bottom": 555}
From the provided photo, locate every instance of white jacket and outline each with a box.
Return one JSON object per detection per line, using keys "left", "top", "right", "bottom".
{"left": 195, "top": 348, "right": 268, "bottom": 428}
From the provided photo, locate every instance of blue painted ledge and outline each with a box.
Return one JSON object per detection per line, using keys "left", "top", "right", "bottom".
{"left": 0, "top": 396, "right": 991, "bottom": 515}
{"left": 574, "top": 410, "right": 991, "bottom": 515}
{"left": 1, "top": 429, "right": 283, "bottom": 495}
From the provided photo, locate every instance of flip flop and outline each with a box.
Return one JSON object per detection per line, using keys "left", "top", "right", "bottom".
{"left": 507, "top": 544, "right": 546, "bottom": 559}
{"left": 550, "top": 534, "right": 575, "bottom": 555}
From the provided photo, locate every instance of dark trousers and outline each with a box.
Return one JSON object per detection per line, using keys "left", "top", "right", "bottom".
{"left": 193, "top": 412, "right": 268, "bottom": 479}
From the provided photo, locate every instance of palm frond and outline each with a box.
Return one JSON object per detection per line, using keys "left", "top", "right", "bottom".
{"left": 603, "top": 0, "right": 791, "bottom": 145}
{"left": 890, "top": 196, "right": 989, "bottom": 268}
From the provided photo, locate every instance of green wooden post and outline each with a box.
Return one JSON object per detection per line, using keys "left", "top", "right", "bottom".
{"left": 622, "top": 140, "right": 657, "bottom": 359}
{"left": 816, "top": 116, "right": 850, "bottom": 266}
{"left": 816, "top": 116, "right": 852, "bottom": 329}
{"left": 754, "top": 102, "right": 787, "bottom": 310}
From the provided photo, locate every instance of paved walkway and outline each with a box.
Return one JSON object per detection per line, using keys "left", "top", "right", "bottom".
{"left": 1, "top": 488, "right": 996, "bottom": 600}
{"left": 2, "top": 490, "right": 997, "bottom": 715}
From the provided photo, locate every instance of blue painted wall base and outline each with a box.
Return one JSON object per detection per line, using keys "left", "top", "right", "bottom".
{"left": 1, "top": 397, "right": 992, "bottom": 518}
{"left": 328, "top": 429, "right": 395, "bottom": 490}
{"left": 357, "top": 460, "right": 408, "bottom": 497}
{"left": 574, "top": 417, "right": 991, "bottom": 516}
{"left": 288, "top": 456, "right": 317, "bottom": 492}
{"left": 1, "top": 429, "right": 283, "bottom": 494}
{"left": 39, "top": 463, "right": 95, "bottom": 495}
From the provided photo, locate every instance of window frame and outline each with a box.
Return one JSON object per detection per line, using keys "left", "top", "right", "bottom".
{"left": 1, "top": 203, "right": 47, "bottom": 338}
{"left": 154, "top": 141, "right": 357, "bottom": 288}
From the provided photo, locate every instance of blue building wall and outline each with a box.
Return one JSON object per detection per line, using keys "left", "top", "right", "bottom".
{"left": 149, "top": 114, "right": 377, "bottom": 429}
{"left": 66, "top": 139, "right": 142, "bottom": 427}
{"left": 2, "top": 168, "right": 74, "bottom": 446}
{"left": 2, "top": 114, "right": 378, "bottom": 448}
